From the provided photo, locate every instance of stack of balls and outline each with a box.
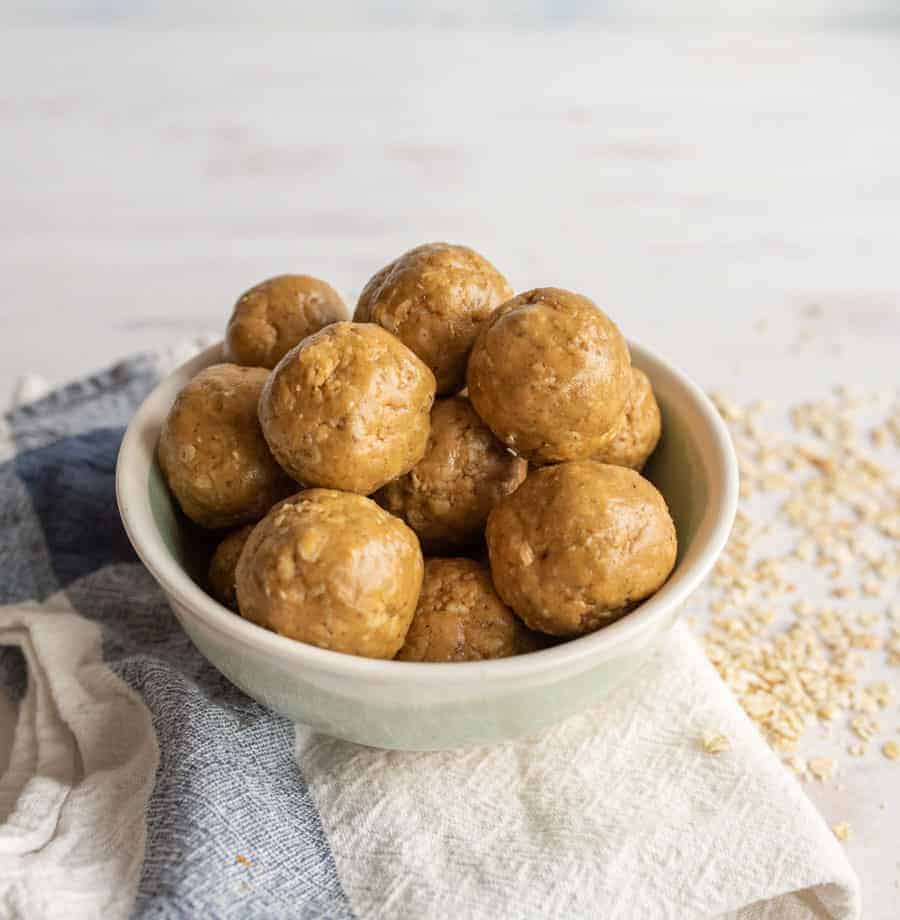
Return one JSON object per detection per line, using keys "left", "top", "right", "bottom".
{"left": 157, "top": 243, "right": 677, "bottom": 662}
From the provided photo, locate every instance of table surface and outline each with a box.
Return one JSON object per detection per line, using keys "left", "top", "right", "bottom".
{"left": 2, "top": 24, "right": 899, "bottom": 917}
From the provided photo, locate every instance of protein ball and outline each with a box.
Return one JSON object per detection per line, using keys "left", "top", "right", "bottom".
{"left": 259, "top": 322, "right": 436, "bottom": 494}
{"left": 376, "top": 395, "right": 527, "bottom": 551}
{"left": 467, "top": 287, "right": 631, "bottom": 464}
{"left": 593, "top": 368, "right": 662, "bottom": 471}
{"left": 395, "top": 557, "right": 527, "bottom": 662}
{"left": 224, "top": 274, "right": 348, "bottom": 369}
{"left": 208, "top": 524, "right": 255, "bottom": 611}
{"left": 486, "top": 461, "right": 677, "bottom": 637}
{"left": 354, "top": 242, "right": 513, "bottom": 394}
{"left": 157, "top": 364, "right": 295, "bottom": 529}
{"left": 235, "top": 489, "right": 424, "bottom": 659}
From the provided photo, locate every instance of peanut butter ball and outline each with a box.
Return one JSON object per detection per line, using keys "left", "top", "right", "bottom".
{"left": 259, "top": 322, "right": 436, "bottom": 494}
{"left": 593, "top": 368, "right": 662, "bottom": 471}
{"left": 235, "top": 489, "right": 424, "bottom": 659}
{"left": 486, "top": 461, "right": 677, "bottom": 637}
{"left": 224, "top": 274, "right": 348, "bottom": 369}
{"left": 354, "top": 242, "right": 513, "bottom": 394}
{"left": 376, "top": 395, "right": 527, "bottom": 551}
{"left": 395, "top": 557, "right": 527, "bottom": 662}
{"left": 208, "top": 524, "right": 255, "bottom": 611}
{"left": 467, "top": 288, "right": 631, "bottom": 464}
{"left": 157, "top": 364, "right": 294, "bottom": 529}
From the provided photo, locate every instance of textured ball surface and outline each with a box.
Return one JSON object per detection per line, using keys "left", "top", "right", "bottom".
{"left": 487, "top": 461, "right": 677, "bottom": 636}
{"left": 259, "top": 322, "right": 436, "bottom": 494}
{"left": 236, "top": 489, "right": 424, "bottom": 659}
{"left": 355, "top": 242, "right": 512, "bottom": 394}
{"left": 467, "top": 287, "right": 631, "bottom": 464}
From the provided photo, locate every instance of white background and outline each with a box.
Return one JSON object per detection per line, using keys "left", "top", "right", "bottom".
{"left": 1, "top": 5, "right": 898, "bottom": 916}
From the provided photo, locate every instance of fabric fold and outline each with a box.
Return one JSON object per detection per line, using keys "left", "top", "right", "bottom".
{"left": 0, "top": 597, "right": 159, "bottom": 920}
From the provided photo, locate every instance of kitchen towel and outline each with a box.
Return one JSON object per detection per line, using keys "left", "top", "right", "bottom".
{"left": 0, "top": 352, "right": 860, "bottom": 919}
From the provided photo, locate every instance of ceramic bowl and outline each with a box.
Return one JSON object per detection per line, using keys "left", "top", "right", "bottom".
{"left": 116, "top": 341, "right": 738, "bottom": 751}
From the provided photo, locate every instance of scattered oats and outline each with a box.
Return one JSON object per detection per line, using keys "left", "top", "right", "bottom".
{"left": 832, "top": 822, "right": 853, "bottom": 842}
{"left": 851, "top": 715, "right": 880, "bottom": 743}
{"left": 888, "top": 636, "right": 900, "bottom": 667}
{"left": 808, "top": 757, "right": 837, "bottom": 781}
{"left": 853, "top": 633, "right": 883, "bottom": 651}
{"left": 868, "top": 682, "right": 893, "bottom": 707}
{"left": 702, "top": 732, "right": 731, "bottom": 755}
{"left": 784, "top": 755, "right": 807, "bottom": 777}
{"left": 848, "top": 742, "right": 867, "bottom": 757}
{"left": 694, "top": 388, "right": 899, "bottom": 777}
{"left": 883, "top": 741, "right": 900, "bottom": 761}
{"left": 711, "top": 392, "right": 743, "bottom": 423}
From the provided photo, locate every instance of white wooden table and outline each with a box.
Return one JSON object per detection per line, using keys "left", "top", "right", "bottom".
{"left": 2, "top": 25, "right": 898, "bottom": 917}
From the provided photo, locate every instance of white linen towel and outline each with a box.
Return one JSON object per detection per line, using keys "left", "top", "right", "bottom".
{"left": 296, "top": 622, "right": 860, "bottom": 920}
{"left": 0, "top": 596, "right": 158, "bottom": 920}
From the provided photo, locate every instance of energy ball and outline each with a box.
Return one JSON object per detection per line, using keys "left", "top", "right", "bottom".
{"left": 259, "top": 322, "right": 436, "bottom": 494}
{"left": 157, "top": 364, "right": 295, "bottom": 529}
{"left": 486, "top": 461, "right": 677, "bottom": 637}
{"left": 354, "top": 242, "right": 513, "bottom": 394}
{"left": 376, "top": 395, "right": 527, "bottom": 551}
{"left": 224, "top": 274, "right": 348, "bottom": 369}
{"left": 593, "top": 368, "right": 662, "bottom": 471}
{"left": 395, "top": 557, "right": 527, "bottom": 662}
{"left": 235, "top": 489, "right": 424, "bottom": 659}
{"left": 208, "top": 524, "right": 255, "bottom": 611}
{"left": 467, "top": 287, "right": 632, "bottom": 464}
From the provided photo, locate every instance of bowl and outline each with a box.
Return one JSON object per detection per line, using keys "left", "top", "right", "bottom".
{"left": 116, "top": 341, "right": 738, "bottom": 751}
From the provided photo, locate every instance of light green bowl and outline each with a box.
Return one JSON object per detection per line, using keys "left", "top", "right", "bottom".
{"left": 116, "top": 341, "right": 737, "bottom": 751}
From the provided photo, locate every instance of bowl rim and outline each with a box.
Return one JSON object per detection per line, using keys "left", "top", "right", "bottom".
{"left": 116, "top": 339, "right": 738, "bottom": 684}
